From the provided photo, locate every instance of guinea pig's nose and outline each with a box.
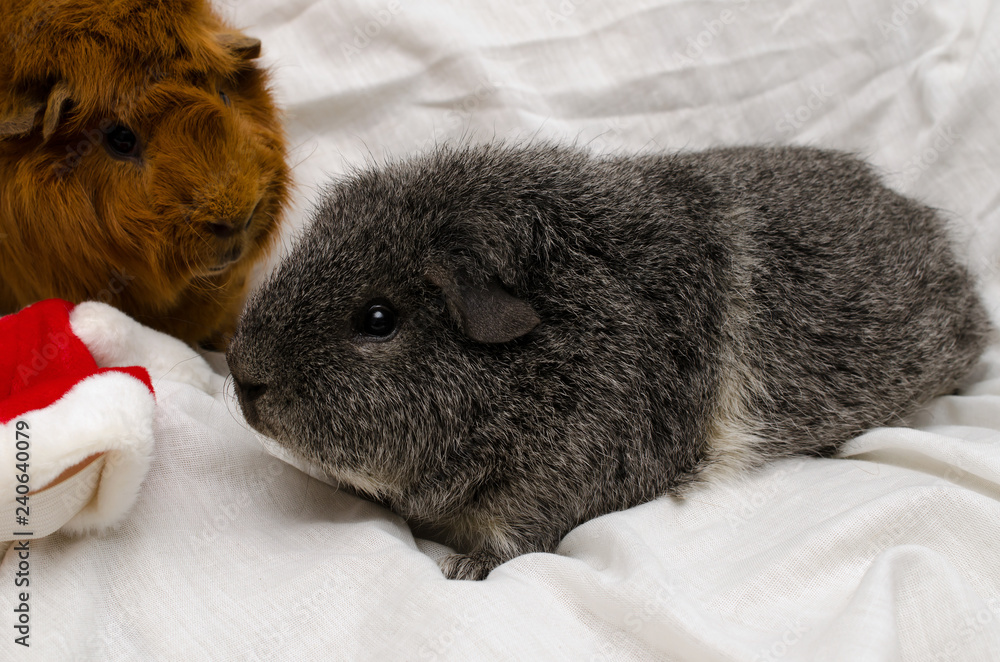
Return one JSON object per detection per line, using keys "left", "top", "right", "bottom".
{"left": 234, "top": 378, "right": 268, "bottom": 403}
{"left": 209, "top": 206, "right": 256, "bottom": 238}
{"left": 208, "top": 221, "right": 238, "bottom": 238}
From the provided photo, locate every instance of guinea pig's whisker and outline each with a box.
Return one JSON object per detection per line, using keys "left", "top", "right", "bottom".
{"left": 154, "top": 354, "right": 212, "bottom": 389}
{"left": 289, "top": 142, "right": 318, "bottom": 170}
{"left": 221, "top": 375, "right": 264, "bottom": 437}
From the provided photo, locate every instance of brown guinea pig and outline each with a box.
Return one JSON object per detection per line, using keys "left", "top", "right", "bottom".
{"left": 0, "top": 0, "right": 289, "bottom": 348}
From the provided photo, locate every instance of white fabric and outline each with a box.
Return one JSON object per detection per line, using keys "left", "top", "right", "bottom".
{"left": 4, "top": 0, "right": 1000, "bottom": 659}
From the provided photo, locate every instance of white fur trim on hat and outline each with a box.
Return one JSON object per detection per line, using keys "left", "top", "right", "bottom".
{"left": 1, "top": 371, "right": 155, "bottom": 538}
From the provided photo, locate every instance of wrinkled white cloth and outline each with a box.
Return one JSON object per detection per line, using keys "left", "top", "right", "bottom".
{"left": 4, "top": 0, "right": 1000, "bottom": 659}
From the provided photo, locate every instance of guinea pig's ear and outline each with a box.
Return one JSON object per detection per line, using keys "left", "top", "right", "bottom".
{"left": 0, "top": 99, "right": 41, "bottom": 139}
{"left": 0, "top": 82, "right": 72, "bottom": 141}
{"left": 427, "top": 266, "right": 540, "bottom": 344}
{"left": 42, "top": 82, "right": 73, "bottom": 141}
{"left": 217, "top": 33, "right": 262, "bottom": 60}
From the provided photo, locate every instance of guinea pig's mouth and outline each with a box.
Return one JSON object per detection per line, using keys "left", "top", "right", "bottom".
{"left": 230, "top": 377, "right": 291, "bottom": 444}
{"left": 200, "top": 250, "right": 244, "bottom": 276}
{"left": 232, "top": 384, "right": 266, "bottom": 426}
{"left": 194, "top": 237, "right": 247, "bottom": 277}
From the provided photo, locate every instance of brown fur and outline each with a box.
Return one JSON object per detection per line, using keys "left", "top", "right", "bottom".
{"left": 0, "top": 0, "right": 289, "bottom": 347}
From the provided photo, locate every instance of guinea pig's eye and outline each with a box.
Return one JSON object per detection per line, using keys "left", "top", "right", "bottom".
{"left": 219, "top": 89, "right": 231, "bottom": 106}
{"left": 359, "top": 301, "right": 398, "bottom": 340}
{"left": 104, "top": 124, "right": 141, "bottom": 160}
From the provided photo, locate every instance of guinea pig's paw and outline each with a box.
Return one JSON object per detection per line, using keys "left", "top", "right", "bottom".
{"left": 439, "top": 550, "right": 504, "bottom": 581}
{"left": 70, "top": 301, "right": 217, "bottom": 392}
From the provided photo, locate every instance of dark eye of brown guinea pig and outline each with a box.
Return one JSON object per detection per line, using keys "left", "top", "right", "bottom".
{"left": 219, "top": 89, "right": 231, "bottom": 106}
{"left": 358, "top": 301, "right": 398, "bottom": 340}
{"left": 103, "top": 124, "right": 142, "bottom": 160}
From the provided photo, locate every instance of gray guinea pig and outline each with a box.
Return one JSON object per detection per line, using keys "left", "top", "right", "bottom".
{"left": 227, "top": 143, "right": 991, "bottom": 580}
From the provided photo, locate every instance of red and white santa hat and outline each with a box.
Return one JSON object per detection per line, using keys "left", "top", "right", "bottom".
{"left": 1, "top": 299, "right": 215, "bottom": 540}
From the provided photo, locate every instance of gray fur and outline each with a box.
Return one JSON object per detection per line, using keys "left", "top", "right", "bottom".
{"left": 227, "top": 143, "right": 991, "bottom": 580}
